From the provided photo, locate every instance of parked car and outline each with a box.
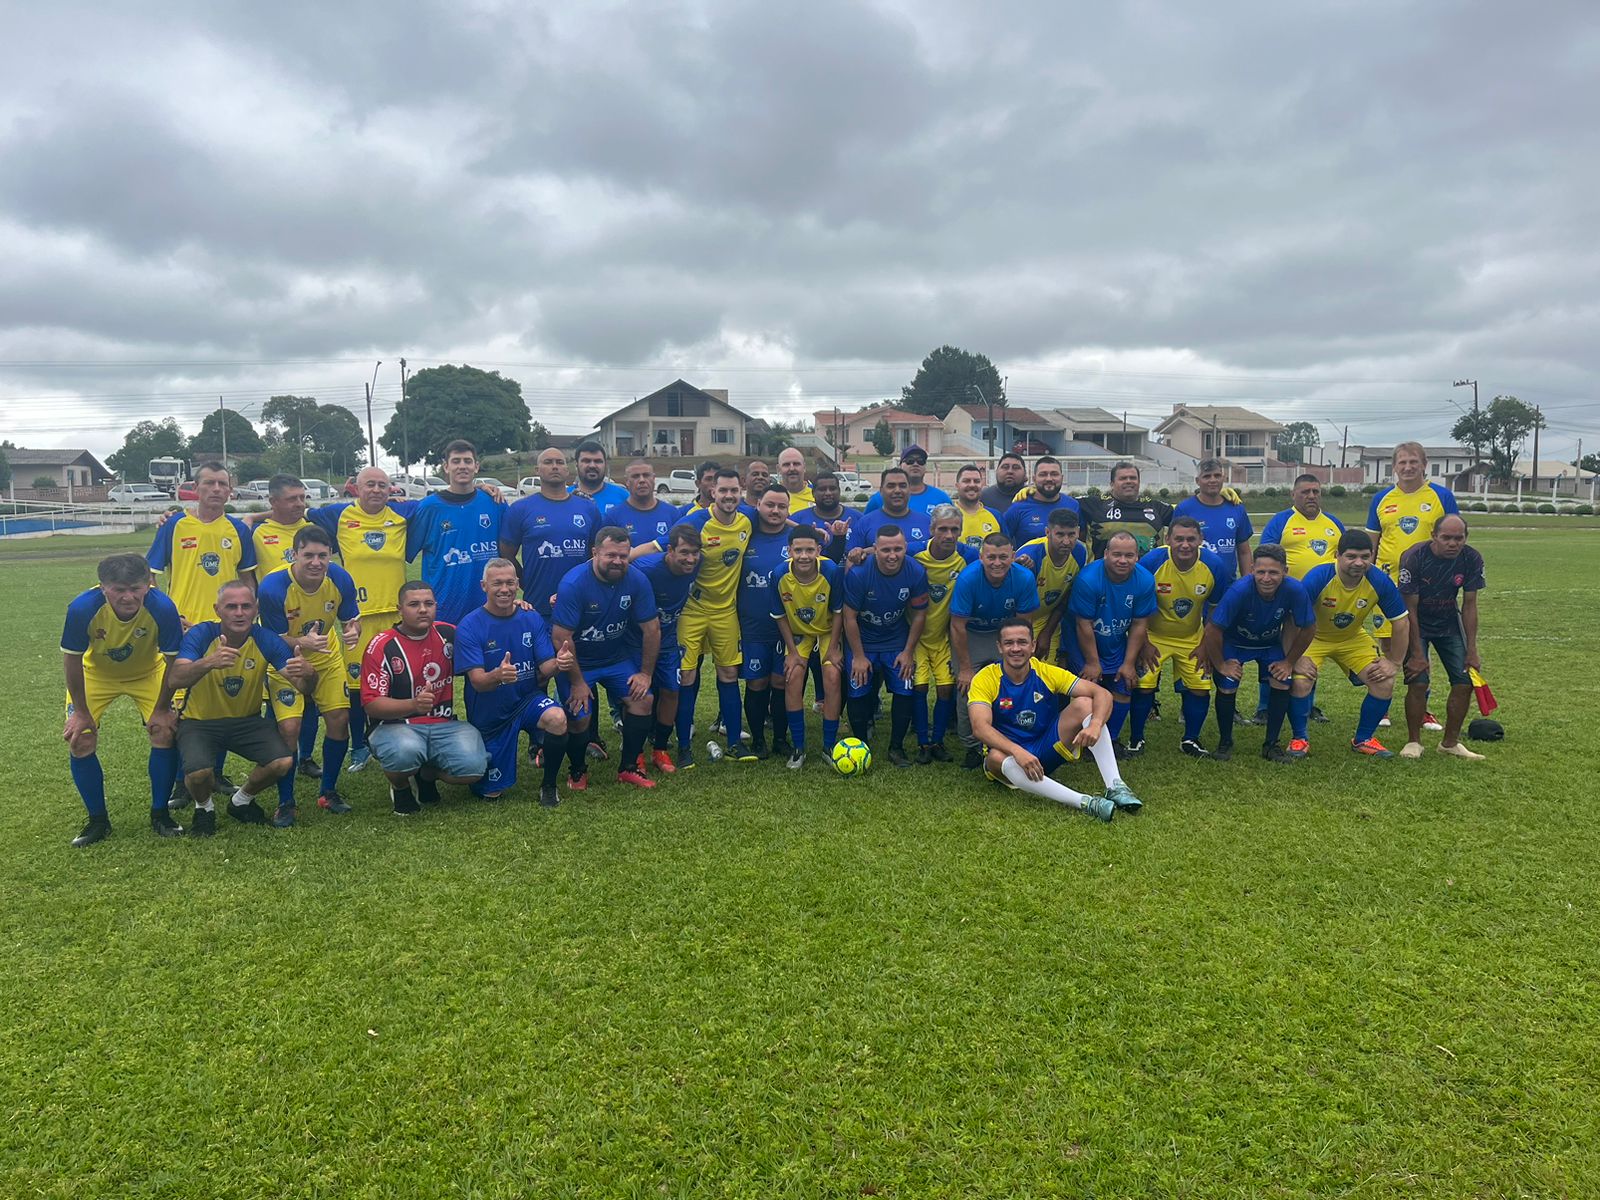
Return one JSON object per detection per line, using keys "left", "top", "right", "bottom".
{"left": 475, "top": 477, "right": 513, "bottom": 497}
{"left": 517, "top": 476, "right": 540, "bottom": 496}
{"left": 230, "top": 483, "right": 267, "bottom": 502}
{"left": 299, "top": 478, "right": 337, "bottom": 500}
{"left": 1011, "top": 438, "right": 1051, "bottom": 456}
{"left": 108, "top": 483, "right": 171, "bottom": 506}
{"left": 343, "top": 475, "right": 407, "bottom": 499}
{"left": 177, "top": 480, "right": 199, "bottom": 502}
{"left": 657, "top": 469, "right": 698, "bottom": 499}
{"left": 393, "top": 474, "right": 446, "bottom": 499}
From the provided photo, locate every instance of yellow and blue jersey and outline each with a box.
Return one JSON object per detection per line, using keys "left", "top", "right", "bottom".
{"left": 256, "top": 564, "right": 361, "bottom": 670}
{"left": 957, "top": 504, "right": 1003, "bottom": 548}
{"left": 914, "top": 544, "right": 977, "bottom": 640}
{"left": 251, "top": 517, "right": 309, "bottom": 578}
{"left": 176, "top": 623, "right": 295, "bottom": 720}
{"left": 1258, "top": 508, "right": 1346, "bottom": 579}
{"left": 146, "top": 513, "right": 257, "bottom": 626}
{"left": 682, "top": 508, "right": 753, "bottom": 611}
{"left": 969, "top": 658, "right": 1083, "bottom": 743}
{"left": 1137, "top": 546, "right": 1227, "bottom": 640}
{"left": 309, "top": 501, "right": 417, "bottom": 616}
{"left": 1018, "top": 537, "right": 1088, "bottom": 634}
{"left": 1301, "top": 563, "right": 1407, "bottom": 641}
{"left": 771, "top": 560, "right": 843, "bottom": 639}
{"left": 61, "top": 587, "right": 183, "bottom": 681}
{"left": 1366, "top": 482, "right": 1459, "bottom": 575}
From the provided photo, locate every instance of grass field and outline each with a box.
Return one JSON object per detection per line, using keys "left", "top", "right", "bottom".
{"left": 4, "top": 526, "right": 1598, "bottom": 1197}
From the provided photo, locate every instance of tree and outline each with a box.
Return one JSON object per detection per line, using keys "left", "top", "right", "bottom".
{"left": 869, "top": 417, "right": 894, "bottom": 456}
{"left": 0, "top": 442, "right": 11, "bottom": 489}
{"left": 749, "top": 419, "right": 805, "bottom": 458}
{"left": 529, "top": 421, "right": 552, "bottom": 452}
{"left": 188, "top": 408, "right": 264, "bottom": 460}
{"left": 1274, "top": 420, "right": 1320, "bottom": 463}
{"left": 1451, "top": 395, "right": 1542, "bottom": 482}
{"left": 107, "top": 418, "right": 188, "bottom": 481}
{"left": 1577, "top": 453, "right": 1600, "bottom": 475}
{"left": 900, "top": 345, "right": 1006, "bottom": 417}
{"left": 379, "top": 364, "right": 532, "bottom": 466}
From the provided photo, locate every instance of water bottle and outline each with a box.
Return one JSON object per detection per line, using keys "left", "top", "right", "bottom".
{"left": 706, "top": 741, "right": 725, "bottom": 762}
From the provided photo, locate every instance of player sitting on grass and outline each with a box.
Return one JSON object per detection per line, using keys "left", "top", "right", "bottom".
{"left": 966, "top": 617, "right": 1137, "bottom": 821}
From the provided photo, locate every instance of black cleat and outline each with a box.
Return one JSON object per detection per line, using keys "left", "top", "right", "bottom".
{"left": 961, "top": 746, "right": 983, "bottom": 770}
{"left": 538, "top": 784, "right": 560, "bottom": 808}
{"left": 169, "top": 777, "right": 194, "bottom": 810}
{"left": 217, "top": 774, "right": 238, "bottom": 793}
{"left": 771, "top": 739, "right": 791, "bottom": 759}
{"left": 190, "top": 808, "right": 217, "bottom": 837}
{"left": 1213, "top": 742, "right": 1234, "bottom": 762}
{"left": 416, "top": 778, "right": 441, "bottom": 806}
{"left": 72, "top": 816, "right": 111, "bottom": 847}
{"left": 887, "top": 746, "right": 912, "bottom": 769}
{"left": 1310, "top": 705, "right": 1331, "bottom": 724}
{"left": 271, "top": 805, "right": 296, "bottom": 829}
{"left": 1122, "top": 738, "right": 1146, "bottom": 758}
{"left": 916, "top": 744, "right": 932, "bottom": 765}
{"left": 297, "top": 758, "right": 321, "bottom": 779}
{"left": 1261, "top": 742, "right": 1293, "bottom": 764}
{"left": 227, "top": 800, "right": 269, "bottom": 825}
{"left": 391, "top": 787, "right": 421, "bottom": 815}
{"left": 928, "top": 743, "right": 950, "bottom": 762}
{"left": 751, "top": 737, "right": 770, "bottom": 761}
{"left": 1237, "top": 710, "right": 1266, "bottom": 728}
{"left": 1179, "top": 739, "right": 1211, "bottom": 759}
{"left": 150, "top": 811, "right": 185, "bottom": 837}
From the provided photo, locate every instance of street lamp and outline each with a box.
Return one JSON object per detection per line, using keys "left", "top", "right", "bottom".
{"left": 365, "top": 360, "right": 383, "bottom": 466}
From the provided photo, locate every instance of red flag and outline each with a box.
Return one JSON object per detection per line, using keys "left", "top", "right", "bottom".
{"left": 1469, "top": 667, "right": 1497, "bottom": 715}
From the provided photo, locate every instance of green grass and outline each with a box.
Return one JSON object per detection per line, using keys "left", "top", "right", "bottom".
{"left": 4, "top": 528, "right": 1598, "bottom": 1197}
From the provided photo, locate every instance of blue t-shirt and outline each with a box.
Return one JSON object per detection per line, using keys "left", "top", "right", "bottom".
{"left": 847, "top": 508, "right": 931, "bottom": 556}
{"left": 842, "top": 558, "right": 930, "bottom": 654}
{"left": 949, "top": 562, "right": 1042, "bottom": 633}
{"left": 736, "top": 526, "right": 793, "bottom": 632}
{"left": 1001, "top": 494, "right": 1081, "bottom": 547}
{"left": 454, "top": 605, "right": 557, "bottom": 732}
{"left": 792, "top": 505, "right": 860, "bottom": 563}
{"left": 1208, "top": 575, "right": 1315, "bottom": 650}
{"left": 1172, "top": 497, "right": 1254, "bottom": 589}
{"left": 406, "top": 490, "right": 507, "bottom": 628}
{"left": 1066, "top": 560, "right": 1159, "bottom": 671}
{"left": 551, "top": 562, "right": 659, "bottom": 669}
{"left": 864, "top": 485, "right": 952, "bottom": 514}
{"left": 500, "top": 492, "right": 601, "bottom": 616}
{"left": 570, "top": 480, "right": 630, "bottom": 513}
{"left": 602, "top": 499, "right": 682, "bottom": 549}
{"left": 631, "top": 552, "right": 698, "bottom": 651}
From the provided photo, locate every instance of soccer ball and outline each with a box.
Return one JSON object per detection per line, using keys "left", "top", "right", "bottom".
{"left": 830, "top": 737, "right": 872, "bottom": 776}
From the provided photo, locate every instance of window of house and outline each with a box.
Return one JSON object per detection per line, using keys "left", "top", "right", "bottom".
{"left": 712, "top": 428, "right": 733, "bottom": 445}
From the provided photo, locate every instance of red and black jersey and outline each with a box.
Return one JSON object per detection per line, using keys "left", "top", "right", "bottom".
{"left": 361, "top": 623, "right": 458, "bottom": 724}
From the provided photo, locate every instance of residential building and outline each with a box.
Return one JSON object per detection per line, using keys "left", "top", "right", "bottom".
{"left": 1154, "top": 405, "right": 1285, "bottom": 465}
{"left": 810, "top": 407, "right": 948, "bottom": 459}
{"left": 593, "top": 380, "right": 753, "bottom": 459}
{"left": 1039, "top": 408, "right": 1150, "bottom": 458}
{"left": 1343, "top": 445, "right": 1491, "bottom": 490}
{"left": 7, "top": 448, "right": 114, "bottom": 489}
{"left": 941, "top": 404, "right": 1063, "bottom": 456}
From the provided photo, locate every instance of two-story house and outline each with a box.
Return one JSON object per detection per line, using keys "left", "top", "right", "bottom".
{"left": 594, "top": 380, "right": 752, "bottom": 458}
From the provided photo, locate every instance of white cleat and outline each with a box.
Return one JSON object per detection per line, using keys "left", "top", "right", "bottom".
{"left": 1438, "top": 742, "right": 1486, "bottom": 761}
{"left": 1399, "top": 741, "right": 1424, "bottom": 759}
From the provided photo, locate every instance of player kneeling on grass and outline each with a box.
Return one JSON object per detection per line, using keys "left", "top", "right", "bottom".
{"left": 1294, "top": 530, "right": 1409, "bottom": 759}
{"left": 61, "top": 553, "right": 185, "bottom": 847}
{"left": 457, "top": 559, "right": 576, "bottom": 808}
{"left": 162, "top": 581, "right": 315, "bottom": 836}
{"left": 966, "top": 618, "right": 1136, "bottom": 821}
{"left": 773, "top": 524, "right": 845, "bottom": 768}
{"left": 360, "top": 580, "right": 488, "bottom": 814}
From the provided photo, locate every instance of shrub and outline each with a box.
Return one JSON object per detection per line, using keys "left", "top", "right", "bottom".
{"left": 1572, "top": 504, "right": 1594, "bottom": 515}
{"left": 1361, "top": 483, "right": 1381, "bottom": 494}
{"left": 32, "top": 476, "right": 58, "bottom": 490}
{"left": 1157, "top": 488, "right": 1171, "bottom": 499}
{"left": 1467, "top": 501, "right": 1488, "bottom": 512}
{"left": 1520, "top": 503, "right": 1540, "bottom": 514}
{"left": 1537, "top": 503, "right": 1557, "bottom": 514}
{"left": 1325, "top": 484, "right": 1347, "bottom": 498}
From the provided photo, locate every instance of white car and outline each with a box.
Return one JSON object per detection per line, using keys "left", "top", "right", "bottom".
{"left": 474, "top": 477, "right": 512, "bottom": 497}
{"left": 657, "top": 469, "right": 698, "bottom": 499}
{"left": 230, "top": 483, "right": 268, "bottom": 502}
{"left": 393, "top": 474, "right": 446, "bottom": 499}
{"left": 299, "top": 478, "right": 337, "bottom": 500}
{"left": 517, "top": 476, "right": 541, "bottom": 496}
{"left": 108, "top": 483, "right": 171, "bottom": 506}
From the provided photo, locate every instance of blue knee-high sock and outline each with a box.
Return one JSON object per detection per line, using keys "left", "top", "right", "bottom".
{"left": 822, "top": 718, "right": 840, "bottom": 751}
{"left": 1256, "top": 672, "right": 1271, "bottom": 716}
{"left": 677, "top": 678, "right": 700, "bottom": 750}
{"left": 1107, "top": 699, "right": 1131, "bottom": 739}
{"left": 348, "top": 693, "right": 367, "bottom": 752}
{"left": 1355, "top": 693, "right": 1391, "bottom": 743}
{"left": 717, "top": 679, "right": 742, "bottom": 745}
{"left": 277, "top": 768, "right": 295, "bottom": 808}
{"left": 213, "top": 750, "right": 227, "bottom": 779}
{"left": 933, "top": 695, "right": 954, "bottom": 741}
{"left": 787, "top": 709, "right": 806, "bottom": 750}
{"left": 912, "top": 692, "right": 931, "bottom": 746}
{"left": 1215, "top": 691, "right": 1238, "bottom": 744}
{"left": 809, "top": 653, "right": 825, "bottom": 705}
{"left": 1289, "top": 692, "right": 1313, "bottom": 740}
{"left": 70, "top": 754, "right": 107, "bottom": 817}
{"left": 1181, "top": 689, "right": 1211, "bottom": 742}
{"left": 1129, "top": 690, "right": 1155, "bottom": 743}
{"left": 320, "top": 738, "right": 349, "bottom": 793}
{"left": 298, "top": 698, "right": 319, "bottom": 760}
{"left": 1265, "top": 687, "right": 1291, "bottom": 745}
{"left": 148, "top": 746, "right": 179, "bottom": 812}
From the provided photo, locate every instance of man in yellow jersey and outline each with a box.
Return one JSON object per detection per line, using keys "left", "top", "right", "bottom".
{"left": 61, "top": 554, "right": 185, "bottom": 846}
{"left": 683, "top": 460, "right": 721, "bottom": 516}
{"left": 776, "top": 447, "right": 815, "bottom": 513}
{"left": 911, "top": 506, "right": 976, "bottom": 762}
{"left": 162, "top": 581, "right": 314, "bottom": 836}
{"left": 145, "top": 461, "right": 257, "bottom": 629}
{"left": 1133, "top": 516, "right": 1226, "bottom": 757}
{"left": 1294, "top": 530, "right": 1409, "bottom": 759}
{"left": 256, "top": 526, "right": 362, "bottom": 825}
{"left": 772, "top": 525, "right": 844, "bottom": 768}
{"left": 952, "top": 463, "right": 1003, "bottom": 548}
{"left": 1014, "top": 508, "right": 1089, "bottom": 662}
{"left": 1258, "top": 474, "right": 1346, "bottom": 579}
{"left": 250, "top": 475, "right": 311, "bottom": 578}
{"left": 679, "top": 467, "right": 755, "bottom": 763}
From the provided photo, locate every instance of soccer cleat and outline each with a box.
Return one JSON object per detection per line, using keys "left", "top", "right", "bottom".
{"left": 751, "top": 736, "right": 770, "bottom": 761}
{"left": 711, "top": 719, "right": 727, "bottom": 737}
{"left": 271, "top": 805, "right": 296, "bottom": 829}
{"left": 169, "top": 780, "right": 194, "bottom": 811}
{"left": 217, "top": 774, "right": 238, "bottom": 794}
{"left": 586, "top": 740, "right": 609, "bottom": 761}
{"left": 1310, "top": 705, "right": 1330, "bottom": 724}
{"left": 617, "top": 767, "right": 657, "bottom": 789}
{"left": 612, "top": 715, "right": 624, "bottom": 734}
{"left": 1121, "top": 739, "right": 1146, "bottom": 758}
{"left": 678, "top": 747, "right": 696, "bottom": 771}
{"left": 72, "top": 816, "right": 112, "bottom": 847}
{"left": 1261, "top": 743, "right": 1293, "bottom": 764}
{"left": 391, "top": 787, "right": 421, "bottom": 815}
{"left": 1239, "top": 709, "right": 1266, "bottom": 727}
{"left": 1399, "top": 741, "right": 1425, "bottom": 759}
{"left": 1438, "top": 742, "right": 1486, "bottom": 761}
{"left": 1351, "top": 737, "right": 1393, "bottom": 758}
{"left": 416, "top": 778, "right": 441, "bottom": 806}
{"left": 1180, "top": 739, "right": 1210, "bottom": 758}
{"left": 771, "top": 740, "right": 791, "bottom": 760}
{"left": 190, "top": 808, "right": 217, "bottom": 837}
{"left": 1106, "top": 782, "right": 1143, "bottom": 813}
{"left": 1423, "top": 712, "right": 1445, "bottom": 732}
{"left": 346, "top": 747, "right": 372, "bottom": 773}
{"left": 732, "top": 746, "right": 760, "bottom": 763}
{"left": 961, "top": 747, "right": 984, "bottom": 770}
{"left": 1377, "top": 716, "right": 1392, "bottom": 728}
{"left": 916, "top": 744, "right": 932, "bottom": 765}
{"left": 887, "top": 747, "right": 912, "bottom": 769}
{"left": 650, "top": 749, "right": 677, "bottom": 774}
{"left": 530, "top": 745, "right": 543, "bottom": 767}
{"left": 1213, "top": 741, "right": 1234, "bottom": 762}
{"left": 151, "top": 811, "right": 184, "bottom": 837}
{"left": 787, "top": 749, "right": 806, "bottom": 770}
{"left": 317, "top": 791, "right": 353, "bottom": 814}
{"left": 567, "top": 772, "right": 588, "bottom": 792}
{"left": 297, "top": 758, "right": 321, "bottom": 779}
{"left": 1084, "top": 796, "right": 1116, "bottom": 823}
{"left": 1287, "top": 738, "right": 1310, "bottom": 759}
{"left": 228, "top": 800, "right": 270, "bottom": 826}
{"left": 928, "top": 743, "right": 950, "bottom": 763}
{"left": 539, "top": 783, "right": 561, "bottom": 807}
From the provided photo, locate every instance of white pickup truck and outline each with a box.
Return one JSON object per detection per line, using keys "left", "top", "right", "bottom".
{"left": 656, "top": 469, "right": 698, "bottom": 500}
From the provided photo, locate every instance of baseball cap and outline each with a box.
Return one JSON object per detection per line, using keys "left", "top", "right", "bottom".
{"left": 900, "top": 444, "right": 928, "bottom": 463}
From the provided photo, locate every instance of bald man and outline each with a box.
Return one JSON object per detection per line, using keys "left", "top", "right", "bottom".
{"left": 776, "top": 448, "right": 814, "bottom": 514}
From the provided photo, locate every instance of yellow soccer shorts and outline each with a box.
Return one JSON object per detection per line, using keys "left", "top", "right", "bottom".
{"left": 677, "top": 602, "right": 743, "bottom": 668}
{"left": 914, "top": 637, "right": 954, "bottom": 687}
{"left": 68, "top": 665, "right": 166, "bottom": 725}
{"left": 1301, "top": 636, "right": 1380, "bottom": 680}
{"left": 792, "top": 632, "right": 833, "bottom": 664}
{"left": 345, "top": 612, "right": 397, "bottom": 687}
{"left": 269, "top": 654, "right": 351, "bottom": 721}
{"left": 1136, "top": 633, "right": 1211, "bottom": 693}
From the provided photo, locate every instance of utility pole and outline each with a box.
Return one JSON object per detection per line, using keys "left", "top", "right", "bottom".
{"left": 219, "top": 396, "right": 227, "bottom": 467}
{"left": 1453, "top": 379, "right": 1479, "bottom": 468}
{"left": 297, "top": 413, "right": 306, "bottom": 478}
{"left": 971, "top": 384, "right": 992, "bottom": 463}
{"left": 399, "top": 357, "right": 410, "bottom": 471}
{"left": 1531, "top": 404, "right": 1541, "bottom": 494}
{"left": 365, "top": 360, "right": 383, "bottom": 467}
{"left": 1340, "top": 425, "right": 1349, "bottom": 470}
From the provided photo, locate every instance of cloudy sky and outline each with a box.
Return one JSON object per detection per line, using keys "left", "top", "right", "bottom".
{"left": 2, "top": 0, "right": 1596, "bottom": 467}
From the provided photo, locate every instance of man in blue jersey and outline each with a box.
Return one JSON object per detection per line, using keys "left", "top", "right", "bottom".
{"left": 551, "top": 528, "right": 661, "bottom": 791}
{"left": 950, "top": 533, "right": 1040, "bottom": 769}
{"left": 1201, "top": 545, "right": 1316, "bottom": 762}
{"left": 1002, "top": 456, "right": 1080, "bottom": 547}
{"left": 1172, "top": 458, "right": 1254, "bottom": 589}
{"left": 630, "top": 525, "right": 702, "bottom": 774}
{"left": 836, "top": 525, "right": 929, "bottom": 767}
{"left": 500, "top": 446, "right": 600, "bottom": 616}
{"left": 864, "top": 445, "right": 951, "bottom": 513}
{"left": 793, "top": 471, "right": 858, "bottom": 564}
{"left": 570, "top": 440, "right": 630, "bottom": 513}
{"left": 847, "top": 468, "right": 930, "bottom": 561}
{"left": 604, "top": 459, "right": 681, "bottom": 557}
{"left": 406, "top": 440, "right": 508, "bottom": 627}
{"left": 1067, "top": 532, "right": 1158, "bottom": 749}
{"left": 61, "top": 554, "right": 185, "bottom": 846}
{"left": 980, "top": 452, "right": 1028, "bottom": 515}
{"left": 456, "top": 559, "right": 574, "bottom": 807}
{"left": 737, "top": 484, "right": 797, "bottom": 759}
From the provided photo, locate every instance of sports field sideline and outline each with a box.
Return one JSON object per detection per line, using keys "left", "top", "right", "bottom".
{"left": 4, "top": 525, "right": 1598, "bottom": 1196}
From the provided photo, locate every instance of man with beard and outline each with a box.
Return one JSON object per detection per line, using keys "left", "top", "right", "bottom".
{"left": 837, "top": 526, "right": 929, "bottom": 768}
{"left": 1067, "top": 531, "right": 1157, "bottom": 753}
{"left": 569, "top": 440, "right": 629, "bottom": 513}
{"left": 629, "top": 525, "right": 703, "bottom": 773}
{"left": 1134, "top": 516, "right": 1226, "bottom": 757}
{"left": 736, "top": 484, "right": 798, "bottom": 759}
{"left": 952, "top": 463, "right": 1003, "bottom": 549}
{"left": 1079, "top": 463, "right": 1173, "bottom": 559}
{"left": 678, "top": 468, "right": 756, "bottom": 766}
{"left": 1002, "top": 456, "right": 1080, "bottom": 547}
{"left": 848, "top": 468, "right": 930, "bottom": 560}
{"left": 912, "top": 506, "right": 977, "bottom": 762}
{"left": 980, "top": 452, "right": 1028, "bottom": 515}
{"left": 792, "top": 472, "right": 858, "bottom": 565}
{"left": 864, "top": 445, "right": 950, "bottom": 514}
{"left": 1015, "top": 508, "right": 1089, "bottom": 663}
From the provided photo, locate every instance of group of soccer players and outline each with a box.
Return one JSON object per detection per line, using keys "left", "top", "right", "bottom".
{"left": 60, "top": 436, "right": 1487, "bottom": 846}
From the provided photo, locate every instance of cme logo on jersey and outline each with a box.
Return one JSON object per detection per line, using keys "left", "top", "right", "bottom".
{"left": 1015, "top": 708, "right": 1037, "bottom": 731}
{"left": 1333, "top": 613, "right": 1356, "bottom": 629}
{"left": 928, "top": 583, "right": 949, "bottom": 603}
{"left": 364, "top": 531, "right": 387, "bottom": 550}
{"left": 1310, "top": 539, "right": 1329, "bottom": 555}
{"left": 200, "top": 552, "right": 221, "bottom": 575}
{"left": 222, "top": 676, "right": 244, "bottom": 697}
{"left": 796, "top": 606, "right": 817, "bottom": 623}
{"left": 105, "top": 644, "right": 134, "bottom": 663}
{"left": 1173, "top": 598, "right": 1194, "bottom": 618}
{"left": 1399, "top": 516, "right": 1420, "bottom": 534}
{"left": 277, "top": 688, "right": 296, "bottom": 706}
{"left": 721, "top": 548, "right": 740, "bottom": 566}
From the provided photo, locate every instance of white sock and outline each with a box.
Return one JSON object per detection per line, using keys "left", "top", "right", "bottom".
{"left": 1082, "top": 715, "right": 1124, "bottom": 789}
{"left": 1000, "top": 756, "right": 1089, "bottom": 809}
{"left": 231, "top": 788, "right": 256, "bottom": 807}
{"left": 197, "top": 796, "right": 216, "bottom": 812}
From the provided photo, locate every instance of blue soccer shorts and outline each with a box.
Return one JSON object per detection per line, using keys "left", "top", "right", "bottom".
{"left": 473, "top": 694, "right": 561, "bottom": 796}
{"left": 843, "top": 646, "right": 915, "bottom": 698}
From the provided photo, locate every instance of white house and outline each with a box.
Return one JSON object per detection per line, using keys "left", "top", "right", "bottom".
{"left": 811, "top": 407, "right": 949, "bottom": 459}
{"left": 1154, "top": 405, "right": 1285, "bottom": 464}
{"left": 594, "top": 380, "right": 752, "bottom": 459}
